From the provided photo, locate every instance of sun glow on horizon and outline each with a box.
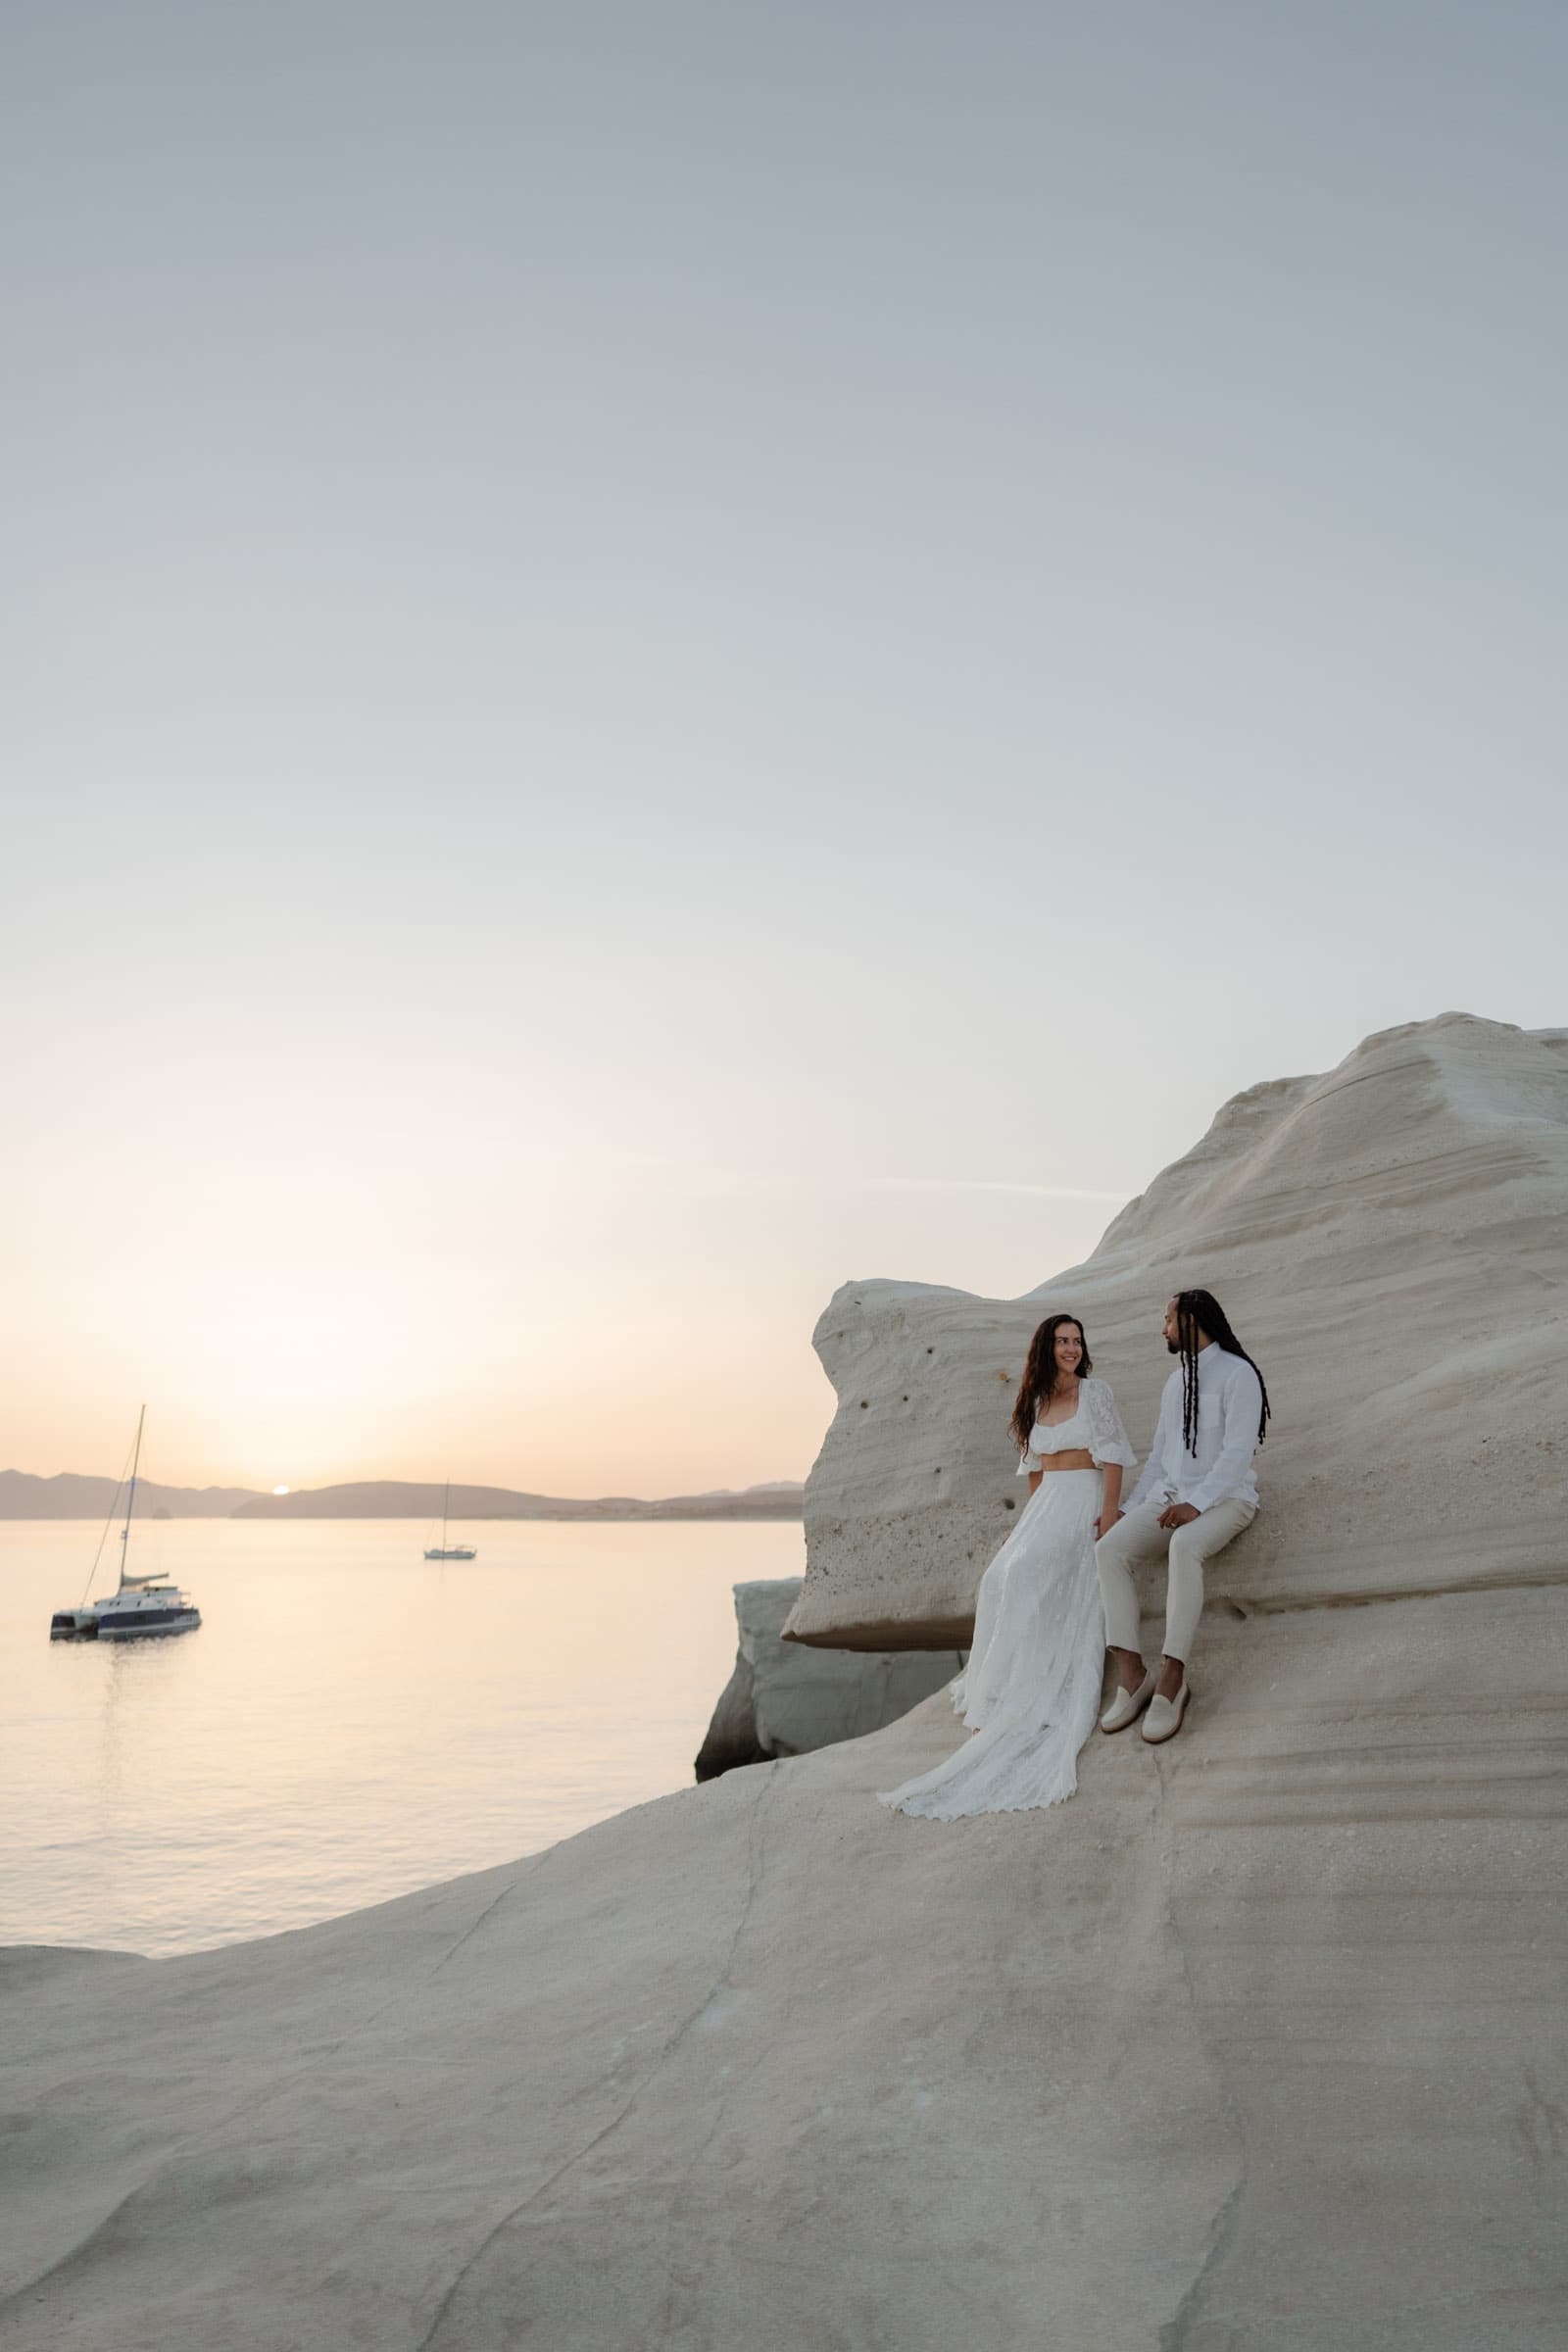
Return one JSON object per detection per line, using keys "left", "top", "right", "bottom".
{"left": 272, "top": 1485, "right": 290, "bottom": 1495}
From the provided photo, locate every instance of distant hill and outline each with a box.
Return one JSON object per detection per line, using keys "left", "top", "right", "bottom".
{"left": 0, "top": 1469, "right": 805, "bottom": 1523}
{"left": 0, "top": 1470, "right": 263, "bottom": 1520}
{"left": 232, "top": 1480, "right": 805, "bottom": 1522}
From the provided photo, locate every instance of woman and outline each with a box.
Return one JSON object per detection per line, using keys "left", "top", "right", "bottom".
{"left": 877, "top": 1313, "right": 1137, "bottom": 1819}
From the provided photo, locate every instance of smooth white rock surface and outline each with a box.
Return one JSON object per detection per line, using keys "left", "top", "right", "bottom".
{"left": 784, "top": 1011, "right": 1568, "bottom": 1646}
{"left": 2, "top": 1578, "right": 1564, "bottom": 2350}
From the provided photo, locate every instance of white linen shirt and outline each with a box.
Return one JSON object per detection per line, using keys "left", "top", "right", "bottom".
{"left": 1125, "top": 1347, "right": 1264, "bottom": 1515}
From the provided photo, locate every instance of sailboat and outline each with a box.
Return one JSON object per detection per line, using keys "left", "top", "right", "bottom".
{"left": 49, "top": 1406, "right": 203, "bottom": 1642}
{"left": 423, "top": 1480, "right": 477, "bottom": 1561}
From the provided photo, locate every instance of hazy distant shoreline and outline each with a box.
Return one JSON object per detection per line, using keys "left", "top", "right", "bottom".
{"left": 0, "top": 1470, "right": 804, "bottom": 1522}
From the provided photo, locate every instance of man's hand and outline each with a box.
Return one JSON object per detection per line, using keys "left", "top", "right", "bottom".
{"left": 1157, "top": 1501, "right": 1200, "bottom": 1530}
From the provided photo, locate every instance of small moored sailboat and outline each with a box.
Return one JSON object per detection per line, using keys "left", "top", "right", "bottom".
{"left": 49, "top": 1406, "right": 202, "bottom": 1642}
{"left": 423, "top": 1480, "right": 477, "bottom": 1561}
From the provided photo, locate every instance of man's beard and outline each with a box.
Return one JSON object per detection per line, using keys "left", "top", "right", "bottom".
{"left": 1165, "top": 1339, "right": 1181, "bottom": 1353}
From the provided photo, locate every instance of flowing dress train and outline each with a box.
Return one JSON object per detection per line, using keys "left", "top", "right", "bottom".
{"left": 876, "top": 1377, "right": 1138, "bottom": 1819}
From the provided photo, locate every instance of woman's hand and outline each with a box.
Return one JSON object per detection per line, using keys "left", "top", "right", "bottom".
{"left": 1095, "top": 1508, "right": 1123, "bottom": 1541}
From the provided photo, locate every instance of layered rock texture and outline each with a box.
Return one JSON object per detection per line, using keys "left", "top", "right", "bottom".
{"left": 3, "top": 1014, "right": 1565, "bottom": 2350}
{"left": 694, "top": 1577, "right": 960, "bottom": 1778}
{"left": 785, "top": 1011, "right": 1568, "bottom": 1646}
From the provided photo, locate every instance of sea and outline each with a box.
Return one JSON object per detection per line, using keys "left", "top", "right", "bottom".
{"left": 0, "top": 1515, "right": 805, "bottom": 1957}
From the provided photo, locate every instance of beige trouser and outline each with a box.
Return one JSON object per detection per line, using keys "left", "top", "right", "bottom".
{"left": 1095, "top": 1495, "right": 1258, "bottom": 1666}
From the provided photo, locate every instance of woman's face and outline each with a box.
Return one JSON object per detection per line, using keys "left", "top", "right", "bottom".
{"left": 1054, "top": 1323, "right": 1084, "bottom": 1376}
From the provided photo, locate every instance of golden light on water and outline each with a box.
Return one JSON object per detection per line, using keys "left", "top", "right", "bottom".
{"left": 4, "top": 1519, "right": 805, "bottom": 1951}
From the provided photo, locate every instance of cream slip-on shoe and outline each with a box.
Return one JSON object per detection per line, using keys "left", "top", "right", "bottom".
{"left": 1100, "top": 1671, "right": 1155, "bottom": 1735}
{"left": 1141, "top": 1682, "right": 1192, "bottom": 1743}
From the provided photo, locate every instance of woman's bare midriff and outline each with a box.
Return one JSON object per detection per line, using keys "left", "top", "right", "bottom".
{"left": 1036, "top": 1449, "right": 1095, "bottom": 1473}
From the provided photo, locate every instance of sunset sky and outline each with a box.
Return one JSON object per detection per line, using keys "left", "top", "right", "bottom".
{"left": 6, "top": 3, "right": 1565, "bottom": 1495}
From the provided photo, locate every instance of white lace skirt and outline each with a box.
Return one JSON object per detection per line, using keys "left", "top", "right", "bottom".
{"left": 877, "top": 1468, "right": 1107, "bottom": 1820}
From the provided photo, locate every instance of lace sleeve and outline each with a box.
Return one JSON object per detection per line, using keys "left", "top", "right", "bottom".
{"left": 1083, "top": 1380, "right": 1138, "bottom": 1472}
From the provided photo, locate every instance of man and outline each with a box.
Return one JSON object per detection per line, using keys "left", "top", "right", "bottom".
{"left": 1094, "top": 1289, "right": 1271, "bottom": 1744}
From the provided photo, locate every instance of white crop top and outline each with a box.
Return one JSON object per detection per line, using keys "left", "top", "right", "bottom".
{"left": 1016, "top": 1376, "right": 1139, "bottom": 1478}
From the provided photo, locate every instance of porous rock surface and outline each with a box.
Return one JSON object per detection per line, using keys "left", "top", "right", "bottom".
{"left": 785, "top": 1011, "right": 1568, "bottom": 1646}
{"left": 3, "top": 1012, "right": 1565, "bottom": 2351}
{"left": 694, "top": 1577, "right": 961, "bottom": 1778}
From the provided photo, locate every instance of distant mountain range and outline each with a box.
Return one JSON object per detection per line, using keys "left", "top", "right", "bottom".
{"left": 233, "top": 1481, "right": 805, "bottom": 1522}
{"left": 0, "top": 1471, "right": 263, "bottom": 1519}
{"left": 0, "top": 1470, "right": 804, "bottom": 1522}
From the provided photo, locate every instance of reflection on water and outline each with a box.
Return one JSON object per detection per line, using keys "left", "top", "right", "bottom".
{"left": 0, "top": 1516, "right": 804, "bottom": 1956}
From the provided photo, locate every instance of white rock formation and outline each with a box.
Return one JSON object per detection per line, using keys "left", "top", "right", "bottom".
{"left": 695, "top": 1577, "right": 961, "bottom": 1777}
{"left": 4, "top": 1578, "right": 1564, "bottom": 2349}
{"left": 785, "top": 1011, "right": 1568, "bottom": 1645}
{"left": 3, "top": 1012, "right": 1565, "bottom": 2350}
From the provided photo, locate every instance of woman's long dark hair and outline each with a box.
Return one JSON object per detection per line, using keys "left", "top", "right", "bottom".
{"left": 1174, "top": 1289, "right": 1270, "bottom": 1451}
{"left": 1009, "top": 1314, "right": 1092, "bottom": 1453}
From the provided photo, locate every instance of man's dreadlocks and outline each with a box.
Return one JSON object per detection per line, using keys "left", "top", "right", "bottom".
{"left": 1174, "top": 1289, "right": 1271, "bottom": 1453}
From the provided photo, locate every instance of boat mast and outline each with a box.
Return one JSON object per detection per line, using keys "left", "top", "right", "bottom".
{"left": 119, "top": 1403, "right": 146, "bottom": 1593}
{"left": 441, "top": 1479, "right": 450, "bottom": 1549}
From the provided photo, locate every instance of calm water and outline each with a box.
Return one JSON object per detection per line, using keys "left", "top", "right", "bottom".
{"left": 0, "top": 1517, "right": 804, "bottom": 1957}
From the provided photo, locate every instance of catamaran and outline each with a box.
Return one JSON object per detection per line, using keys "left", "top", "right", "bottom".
{"left": 423, "top": 1480, "right": 477, "bottom": 1561}
{"left": 49, "top": 1405, "right": 202, "bottom": 1641}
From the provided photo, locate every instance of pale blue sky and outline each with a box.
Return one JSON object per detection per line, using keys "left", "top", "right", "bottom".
{"left": 5, "top": 3, "right": 1564, "bottom": 1491}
